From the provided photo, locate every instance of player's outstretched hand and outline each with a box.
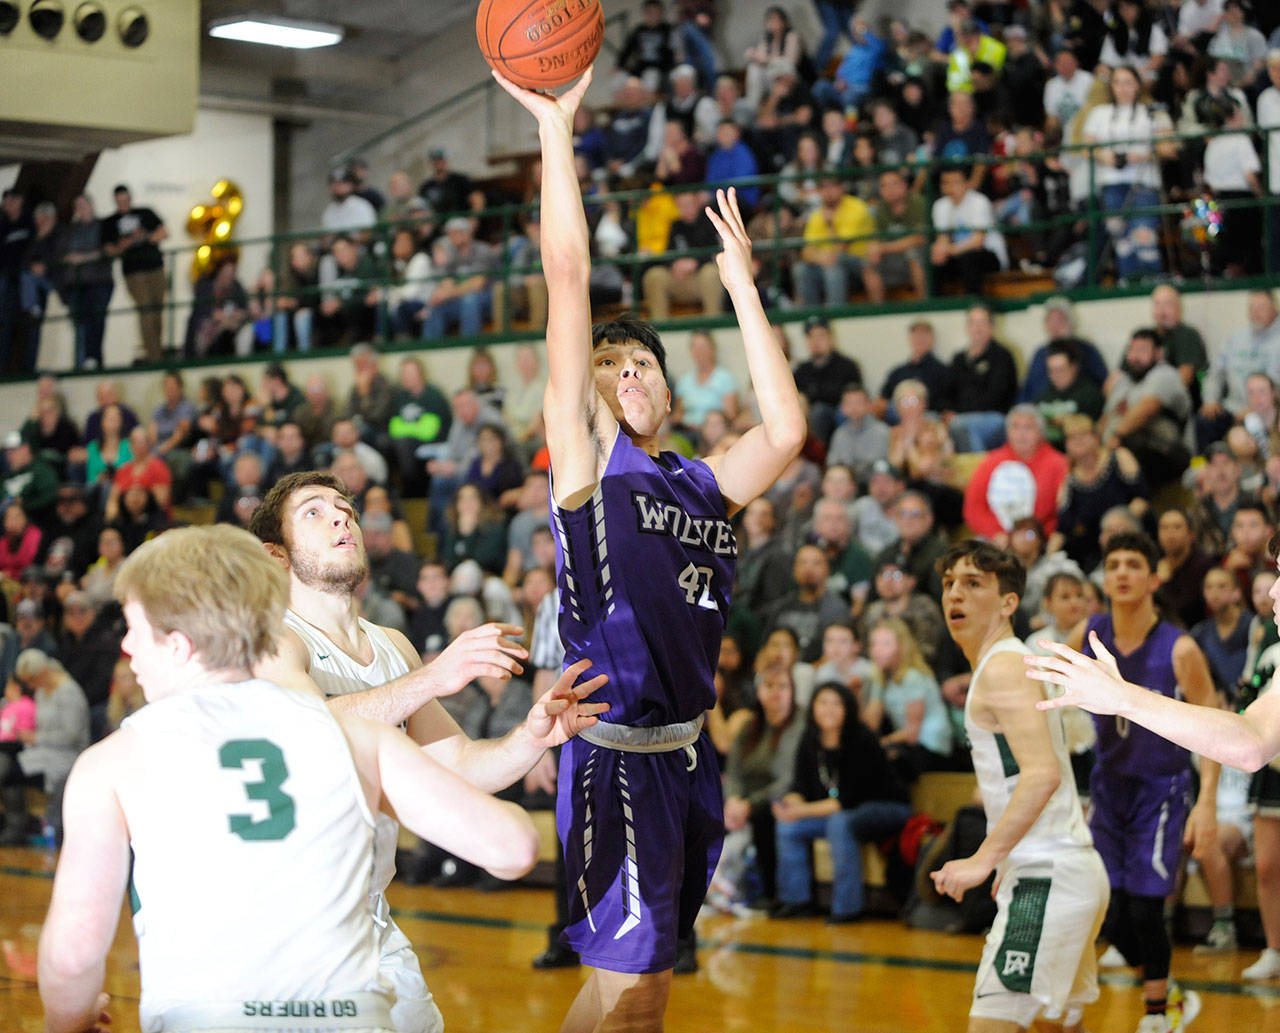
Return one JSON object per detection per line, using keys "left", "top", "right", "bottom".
{"left": 930, "top": 854, "right": 993, "bottom": 903}
{"left": 1025, "top": 632, "right": 1127, "bottom": 716}
{"left": 424, "top": 622, "right": 528, "bottom": 698}
{"left": 491, "top": 64, "right": 593, "bottom": 132}
{"left": 704, "top": 187, "right": 755, "bottom": 296}
{"left": 524, "top": 657, "right": 610, "bottom": 748}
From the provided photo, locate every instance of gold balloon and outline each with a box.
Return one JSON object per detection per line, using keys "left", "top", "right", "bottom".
{"left": 186, "top": 204, "right": 208, "bottom": 237}
{"left": 187, "top": 180, "right": 244, "bottom": 281}
{"left": 191, "top": 244, "right": 215, "bottom": 281}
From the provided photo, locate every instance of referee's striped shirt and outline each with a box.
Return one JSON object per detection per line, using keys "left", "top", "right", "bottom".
{"left": 530, "top": 588, "right": 565, "bottom": 671}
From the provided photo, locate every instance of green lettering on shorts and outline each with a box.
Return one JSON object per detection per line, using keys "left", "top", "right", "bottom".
{"left": 995, "top": 876, "right": 1050, "bottom": 993}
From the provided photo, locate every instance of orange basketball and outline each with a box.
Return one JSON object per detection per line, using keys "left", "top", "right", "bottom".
{"left": 477, "top": 0, "right": 604, "bottom": 90}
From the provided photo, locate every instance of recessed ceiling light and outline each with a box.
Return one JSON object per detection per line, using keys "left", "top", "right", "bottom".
{"left": 208, "top": 15, "right": 343, "bottom": 49}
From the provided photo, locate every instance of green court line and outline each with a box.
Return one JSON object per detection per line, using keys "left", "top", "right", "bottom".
{"left": 4, "top": 864, "right": 1278, "bottom": 1001}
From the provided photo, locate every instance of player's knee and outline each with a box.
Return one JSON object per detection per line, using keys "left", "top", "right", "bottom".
{"left": 1256, "top": 844, "right": 1280, "bottom": 884}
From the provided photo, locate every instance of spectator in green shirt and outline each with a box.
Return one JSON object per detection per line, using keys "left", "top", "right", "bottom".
{"left": 863, "top": 168, "right": 927, "bottom": 303}
{"left": 1035, "top": 340, "right": 1106, "bottom": 447}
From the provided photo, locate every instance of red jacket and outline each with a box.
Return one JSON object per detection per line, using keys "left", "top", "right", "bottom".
{"left": 963, "top": 442, "right": 1068, "bottom": 537}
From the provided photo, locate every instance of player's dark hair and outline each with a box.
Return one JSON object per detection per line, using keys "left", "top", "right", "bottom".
{"left": 937, "top": 539, "right": 1026, "bottom": 600}
{"left": 250, "top": 471, "right": 356, "bottom": 549}
{"left": 591, "top": 315, "right": 670, "bottom": 383}
{"left": 1102, "top": 530, "right": 1161, "bottom": 573}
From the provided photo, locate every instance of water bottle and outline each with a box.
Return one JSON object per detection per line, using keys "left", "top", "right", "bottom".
{"left": 41, "top": 821, "right": 56, "bottom": 850}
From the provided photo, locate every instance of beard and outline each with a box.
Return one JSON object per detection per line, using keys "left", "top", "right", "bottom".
{"left": 288, "top": 542, "right": 368, "bottom": 596}
{"left": 1121, "top": 359, "right": 1152, "bottom": 383}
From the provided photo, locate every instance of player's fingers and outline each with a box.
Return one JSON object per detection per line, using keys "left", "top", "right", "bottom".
{"left": 476, "top": 648, "right": 524, "bottom": 671}
{"left": 482, "top": 660, "right": 523, "bottom": 679}
{"left": 703, "top": 204, "right": 730, "bottom": 239}
{"left": 724, "top": 187, "right": 748, "bottom": 237}
{"left": 565, "top": 64, "right": 594, "bottom": 102}
{"left": 496, "top": 638, "right": 531, "bottom": 657}
{"left": 571, "top": 673, "right": 610, "bottom": 698}
{"left": 559, "top": 657, "right": 594, "bottom": 680}
{"left": 1034, "top": 697, "right": 1067, "bottom": 711}
{"left": 577, "top": 701, "right": 610, "bottom": 716}
{"left": 1088, "top": 630, "right": 1116, "bottom": 665}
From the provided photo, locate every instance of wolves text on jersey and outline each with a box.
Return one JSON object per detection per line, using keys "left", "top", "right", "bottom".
{"left": 630, "top": 491, "right": 737, "bottom": 557}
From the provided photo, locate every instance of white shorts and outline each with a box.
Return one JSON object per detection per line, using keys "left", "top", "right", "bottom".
{"left": 380, "top": 917, "right": 444, "bottom": 1033}
{"left": 970, "top": 848, "right": 1109, "bottom": 1028}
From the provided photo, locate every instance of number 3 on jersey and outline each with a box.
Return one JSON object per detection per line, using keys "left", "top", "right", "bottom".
{"left": 678, "top": 562, "right": 717, "bottom": 610}
{"left": 219, "top": 739, "right": 296, "bottom": 841}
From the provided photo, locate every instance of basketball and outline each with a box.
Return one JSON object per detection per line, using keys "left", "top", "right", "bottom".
{"left": 476, "top": 0, "right": 604, "bottom": 90}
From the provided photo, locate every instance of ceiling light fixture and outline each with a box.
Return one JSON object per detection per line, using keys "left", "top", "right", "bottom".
{"left": 208, "top": 15, "right": 343, "bottom": 49}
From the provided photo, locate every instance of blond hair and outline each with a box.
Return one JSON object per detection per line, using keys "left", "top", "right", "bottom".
{"left": 870, "top": 617, "right": 934, "bottom": 684}
{"left": 115, "top": 525, "right": 288, "bottom": 673}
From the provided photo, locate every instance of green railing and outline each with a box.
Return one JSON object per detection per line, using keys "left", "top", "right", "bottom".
{"left": 19, "top": 124, "right": 1279, "bottom": 377}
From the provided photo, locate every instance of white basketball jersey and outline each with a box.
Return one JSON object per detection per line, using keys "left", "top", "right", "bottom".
{"left": 283, "top": 609, "right": 411, "bottom": 898}
{"left": 966, "top": 638, "right": 1093, "bottom": 866}
{"left": 122, "top": 680, "right": 382, "bottom": 1031}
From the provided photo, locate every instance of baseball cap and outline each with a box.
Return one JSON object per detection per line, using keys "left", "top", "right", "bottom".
{"left": 1044, "top": 295, "right": 1073, "bottom": 316}
{"left": 869, "top": 459, "right": 904, "bottom": 480}
{"left": 428, "top": 147, "right": 447, "bottom": 161}
{"left": 1204, "top": 441, "right": 1235, "bottom": 461}
{"left": 3, "top": 431, "right": 23, "bottom": 449}
{"left": 875, "top": 552, "right": 911, "bottom": 576}
{"left": 15, "top": 598, "right": 42, "bottom": 620}
{"left": 444, "top": 215, "right": 472, "bottom": 233}
{"left": 959, "top": 18, "right": 981, "bottom": 34}
{"left": 328, "top": 165, "right": 353, "bottom": 184}
{"left": 1006, "top": 24, "right": 1028, "bottom": 40}
{"left": 804, "top": 315, "right": 829, "bottom": 333}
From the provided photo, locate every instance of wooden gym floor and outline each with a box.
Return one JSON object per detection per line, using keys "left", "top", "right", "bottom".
{"left": 3, "top": 844, "right": 1279, "bottom": 1033}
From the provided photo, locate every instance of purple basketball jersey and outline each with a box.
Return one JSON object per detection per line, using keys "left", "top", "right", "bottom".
{"left": 551, "top": 428, "right": 736, "bottom": 726}
{"left": 1084, "top": 614, "right": 1190, "bottom": 779}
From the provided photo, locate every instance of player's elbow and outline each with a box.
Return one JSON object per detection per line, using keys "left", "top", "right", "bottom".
{"left": 768, "top": 412, "right": 807, "bottom": 459}
{"left": 479, "top": 805, "right": 540, "bottom": 882}
{"left": 1238, "top": 739, "right": 1273, "bottom": 773}
{"left": 541, "top": 251, "right": 590, "bottom": 290}
{"left": 1026, "top": 764, "right": 1060, "bottom": 804}
{"left": 38, "top": 927, "right": 102, "bottom": 991}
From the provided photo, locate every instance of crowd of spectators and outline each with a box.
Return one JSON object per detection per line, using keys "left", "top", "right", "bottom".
{"left": 7, "top": 0, "right": 1280, "bottom": 954}
{"left": 0, "top": 278, "right": 1273, "bottom": 935}
{"left": 6, "top": 0, "right": 1280, "bottom": 373}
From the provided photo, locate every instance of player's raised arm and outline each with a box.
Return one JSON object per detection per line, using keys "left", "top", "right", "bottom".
{"left": 1028, "top": 634, "right": 1280, "bottom": 771}
{"left": 700, "top": 188, "right": 805, "bottom": 515}
{"left": 492, "top": 68, "right": 613, "bottom": 506}
{"left": 932, "top": 652, "right": 1061, "bottom": 900}
{"left": 254, "top": 622, "right": 528, "bottom": 732}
